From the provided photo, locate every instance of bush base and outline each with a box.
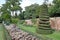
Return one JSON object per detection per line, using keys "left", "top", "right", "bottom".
{"left": 36, "top": 28, "right": 54, "bottom": 34}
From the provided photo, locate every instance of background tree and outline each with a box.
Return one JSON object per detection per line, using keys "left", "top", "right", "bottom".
{"left": 19, "top": 11, "right": 25, "bottom": 20}
{"left": 24, "top": 4, "right": 40, "bottom": 19}
{"left": 1, "top": 3, "right": 11, "bottom": 23}
{"left": 6, "top": 0, "right": 22, "bottom": 17}
{"left": 49, "top": 0, "right": 60, "bottom": 17}
{"left": 0, "top": 0, "right": 22, "bottom": 23}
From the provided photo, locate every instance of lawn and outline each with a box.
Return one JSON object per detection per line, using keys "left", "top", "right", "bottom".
{"left": 17, "top": 24, "right": 60, "bottom": 40}
{"left": 46, "top": 31, "right": 60, "bottom": 40}
{"left": 0, "top": 24, "right": 11, "bottom": 40}
{"left": 0, "top": 24, "right": 5, "bottom": 40}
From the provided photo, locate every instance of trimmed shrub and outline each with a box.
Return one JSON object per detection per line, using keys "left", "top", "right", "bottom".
{"left": 36, "top": 27, "right": 54, "bottom": 34}
{"left": 11, "top": 18, "right": 19, "bottom": 24}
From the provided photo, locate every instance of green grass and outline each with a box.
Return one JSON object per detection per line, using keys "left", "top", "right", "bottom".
{"left": 17, "top": 24, "right": 60, "bottom": 40}
{"left": 0, "top": 24, "right": 11, "bottom": 40}
{"left": 46, "top": 31, "right": 60, "bottom": 40}
{"left": 0, "top": 24, "right": 5, "bottom": 40}
{"left": 17, "top": 24, "right": 36, "bottom": 33}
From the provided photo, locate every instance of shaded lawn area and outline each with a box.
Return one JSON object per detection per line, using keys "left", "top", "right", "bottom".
{"left": 0, "top": 24, "right": 5, "bottom": 40}
{"left": 17, "top": 24, "right": 60, "bottom": 40}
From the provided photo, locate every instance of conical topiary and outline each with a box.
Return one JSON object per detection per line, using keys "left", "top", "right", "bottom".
{"left": 37, "top": 0, "right": 53, "bottom": 34}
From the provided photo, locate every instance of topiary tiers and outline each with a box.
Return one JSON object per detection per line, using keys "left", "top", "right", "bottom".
{"left": 37, "top": 0, "right": 54, "bottom": 34}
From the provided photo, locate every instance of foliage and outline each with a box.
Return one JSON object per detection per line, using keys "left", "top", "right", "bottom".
{"left": 24, "top": 4, "right": 40, "bottom": 19}
{"left": 1, "top": 3, "right": 11, "bottom": 22}
{"left": 6, "top": 0, "right": 22, "bottom": 17}
{"left": 18, "top": 20, "right": 25, "bottom": 24}
{"left": 1, "top": 12, "right": 11, "bottom": 23}
{"left": 1, "top": 0, "right": 22, "bottom": 19}
{"left": 11, "top": 18, "right": 19, "bottom": 24}
{"left": 36, "top": 27, "right": 54, "bottom": 34}
{"left": 0, "top": 0, "right": 22, "bottom": 23}
{"left": 37, "top": 0, "right": 53, "bottom": 34}
{"left": 49, "top": 0, "right": 60, "bottom": 17}
{"left": 19, "top": 11, "right": 25, "bottom": 20}
{"left": 2, "top": 13, "right": 10, "bottom": 20}
{"left": 0, "top": 17, "right": 2, "bottom": 23}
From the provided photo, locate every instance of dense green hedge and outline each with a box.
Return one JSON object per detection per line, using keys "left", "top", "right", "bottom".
{"left": 36, "top": 27, "right": 54, "bottom": 34}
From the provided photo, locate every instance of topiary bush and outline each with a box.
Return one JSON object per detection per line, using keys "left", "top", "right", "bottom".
{"left": 36, "top": 27, "right": 55, "bottom": 34}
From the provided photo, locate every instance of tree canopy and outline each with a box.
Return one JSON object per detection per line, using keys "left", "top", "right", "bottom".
{"left": 49, "top": 0, "right": 60, "bottom": 17}
{"left": 24, "top": 4, "right": 41, "bottom": 19}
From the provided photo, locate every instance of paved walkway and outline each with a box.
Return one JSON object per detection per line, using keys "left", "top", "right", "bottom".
{"left": 4, "top": 24, "right": 39, "bottom": 40}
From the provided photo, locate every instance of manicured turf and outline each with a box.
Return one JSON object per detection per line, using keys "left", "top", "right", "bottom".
{"left": 0, "top": 24, "right": 5, "bottom": 40}
{"left": 46, "top": 31, "right": 60, "bottom": 40}
{"left": 17, "top": 24, "right": 36, "bottom": 33}
{"left": 17, "top": 24, "right": 60, "bottom": 40}
{"left": 0, "top": 24, "right": 11, "bottom": 40}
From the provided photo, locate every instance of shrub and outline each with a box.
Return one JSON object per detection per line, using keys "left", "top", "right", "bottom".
{"left": 2, "top": 13, "right": 11, "bottom": 21}
{"left": 19, "top": 20, "right": 25, "bottom": 24}
{"left": 11, "top": 18, "right": 19, "bottom": 24}
{"left": 36, "top": 27, "right": 54, "bottom": 34}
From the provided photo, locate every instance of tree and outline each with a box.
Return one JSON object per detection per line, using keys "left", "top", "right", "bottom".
{"left": 49, "top": 0, "right": 60, "bottom": 17}
{"left": 1, "top": 3, "right": 11, "bottom": 23}
{"left": 6, "top": 0, "right": 22, "bottom": 17}
{"left": 2, "top": 12, "right": 11, "bottom": 21}
{"left": 19, "top": 11, "right": 25, "bottom": 20}
{"left": 0, "top": 6, "right": 2, "bottom": 23}
{"left": 37, "top": 0, "right": 53, "bottom": 34}
{"left": 24, "top": 4, "right": 40, "bottom": 19}
{"left": 0, "top": 0, "right": 22, "bottom": 23}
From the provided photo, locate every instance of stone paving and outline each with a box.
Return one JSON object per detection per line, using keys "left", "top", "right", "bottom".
{"left": 4, "top": 24, "right": 40, "bottom": 40}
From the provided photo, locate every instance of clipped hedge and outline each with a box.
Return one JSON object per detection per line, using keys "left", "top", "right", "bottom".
{"left": 36, "top": 27, "right": 54, "bottom": 34}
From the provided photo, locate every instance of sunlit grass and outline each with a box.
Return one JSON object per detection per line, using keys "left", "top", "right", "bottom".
{"left": 17, "top": 24, "right": 60, "bottom": 40}
{"left": 0, "top": 24, "right": 5, "bottom": 40}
